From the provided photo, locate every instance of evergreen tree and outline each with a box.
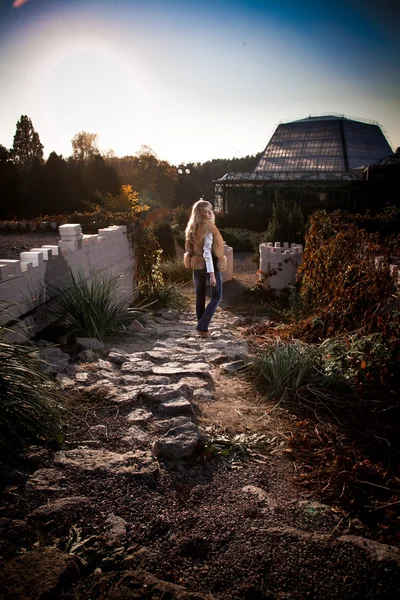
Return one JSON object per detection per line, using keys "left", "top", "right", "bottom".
{"left": 265, "top": 190, "right": 305, "bottom": 245}
{"left": 12, "top": 115, "right": 44, "bottom": 171}
{"left": 0, "top": 145, "right": 21, "bottom": 219}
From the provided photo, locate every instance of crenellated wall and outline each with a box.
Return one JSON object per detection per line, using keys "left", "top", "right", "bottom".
{"left": 0, "top": 224, "right": 136, "bottom": 341}
{"left": 259, "top": 242, "right": 303, "bottom": 291}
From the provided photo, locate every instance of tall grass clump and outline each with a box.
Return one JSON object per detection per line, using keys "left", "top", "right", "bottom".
{"left": 49, "top": 269, "right": 136, "bottom": 341}
{"left": 248, "top": 341, "right": 354, "bottom": 419}
{"left": 0, "top": 335, "right": 62, "bottom": 467}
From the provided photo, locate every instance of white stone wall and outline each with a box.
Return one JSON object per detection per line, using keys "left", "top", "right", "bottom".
{"left": 259, "top": 242, "right": 303, "bottom": 291}
{"left": 0, "top": 224, "right": 136, "bottom": 341}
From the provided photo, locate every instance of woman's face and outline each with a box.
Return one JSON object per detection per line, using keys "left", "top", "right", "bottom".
{"left": 200, "top": 206, "right": 213, "bottom": 220}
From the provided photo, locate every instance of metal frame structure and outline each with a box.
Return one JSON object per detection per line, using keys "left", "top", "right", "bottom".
{"left": 213, "top": 115, "right": 393, "bottom": 215}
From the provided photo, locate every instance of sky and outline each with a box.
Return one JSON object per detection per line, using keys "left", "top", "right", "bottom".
{"left": 0, "top": 0, "right": 399, "bottom": 165}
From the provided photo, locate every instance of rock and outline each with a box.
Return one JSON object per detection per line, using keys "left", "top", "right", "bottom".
{"left": 26, "top": 447, "right": 51, "bottom": 468}
{"left": 72, "top": 569, "right": 214, "bottom": 599}
{"left": 339, "top": 535, "right": 400, "bottom": 568}
{"left": 108, "top": 350, "right": 129, "bottom": 365}
{"left": 220, "top": 360, "right": 246, "bottom": 373}
{"left": 193, "top": 388, "right": 215, "bottom": 402}
{"left": 120, "top": 360, "right": 155, "bottom": 374}
{"left": 157, "top": 397, "right": 194, "bottom": 417}
{"left": 28, "top": 496, "right": 90, "bottom": 522}
{"left": 27, "top": 468, "right": 68, "bottom": 492}
{"left": 119, "top": 374, "right": 144, "bottom": 386}
{"left": 241, "top": 485, "right": 279, "bottom": 512}
{"left": 241, "top": 485, "right": 268, "bottom": 501}
{"left": 105, "top": 513, "right": 127, "bottom": 546}
{"left": 127, "top": 408, "right": 153, "bottom": 425}
{"left": 122, "top": 426, "right": 149, "bottom": 443}
{"left": 145, "top": 375, "right": 171, "bottom": 385}
{"left": 0, "top": 547, "right": 81, "bottom": 600}
{"left": 35, "top": 347, "right": 70, "bottom": 375}
{"left": 76, "top": 337, "right": 104, "bottom": 351}
{"left": 130, "top": 319, "right": 146, "bottom": 331}
{"left": 54, "top": 448, "right": 156, "bottom": 476}
{"left": 152, "top": 363, "right": 211, "bottom": 379}
{"left": 179, "top": 376, "right": 212, "bottom": 390}
{"left": 139, "top": 382, "right": 192, "bottom": 402}
{"left": 76, "top": 349, "right": 97, "bottom": 363}
{"left": 144, "top": 350, "right": 169, "bottom": 362}
{"left": 75, "top": 371, "right": 91, "bottom": 383}
{"left": 159, "top": 311, "right": 176, "bottom": 321}
{"left": 152, "top": 422, "right": 201, "bottom": 459}
{"left": 111, "top": 387, "right": 142, "bottom": 404}
{"left": 154, "top": 416, "right": 193, "bottom": 433}
{"left": 96, "top": 359, "right": 114, "bottom": 370}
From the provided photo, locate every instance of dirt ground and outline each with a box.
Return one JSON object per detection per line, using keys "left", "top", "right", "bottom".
{"left": 1, "top": 237, "right": 400, "bottom": 599}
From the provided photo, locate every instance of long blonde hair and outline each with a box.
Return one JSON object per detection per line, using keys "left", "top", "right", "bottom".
{"left": 185, "top": 200, "right": 215, "bottom": 240}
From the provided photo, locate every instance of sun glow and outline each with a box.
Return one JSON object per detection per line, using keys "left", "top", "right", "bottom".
{"left": 37, "top": 38, "right": 149, "bottom": 156}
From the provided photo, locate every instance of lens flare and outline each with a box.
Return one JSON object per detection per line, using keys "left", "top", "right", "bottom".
{"left": 12, "top": 0, "right": 31, "bottom": 8}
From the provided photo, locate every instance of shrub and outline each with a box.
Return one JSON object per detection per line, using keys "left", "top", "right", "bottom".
{"left": 142, "top": 282, "right": 189, "bottom": 311}
{"left": 172, "top": 224, "right": 186, "bottom": 248}
{"left": 48, "top": 269, "right": 137, "bottom": 341}
{"left": 219, "top": 228, "right": 259, "bottom": 252}
{"left": 294, "top": 209, "right": 400, "bottom": 387}
{"left": 161, "top": 259, "right": 192, "bottom": 284}
{"left": 0, "top": 335, "right": 62, "bottom": 467}
{"left": 154, "top": 222, "right": 176, "bottom": 260}
{"left": 172, "top": 204, "right": 190, "bottom": 228}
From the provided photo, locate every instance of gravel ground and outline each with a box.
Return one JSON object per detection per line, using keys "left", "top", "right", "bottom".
{"left": 0, "top": 232, "right": 62, "bottom": 260}
{"left": 2, "top": 235, "right": 400, "bottom": 599}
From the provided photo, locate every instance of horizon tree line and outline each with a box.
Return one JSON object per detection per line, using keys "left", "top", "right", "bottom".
{"left": 0, "top": 115, "right": 261, "bottom": 220}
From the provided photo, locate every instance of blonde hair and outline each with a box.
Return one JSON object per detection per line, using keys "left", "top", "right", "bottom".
{"left": 185, "top": 200, "right": 214, "bottom": 240}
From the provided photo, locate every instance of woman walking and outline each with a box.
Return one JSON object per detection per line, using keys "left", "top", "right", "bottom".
{"left": 184, "top": 200, "right": 227, "bottom": 338}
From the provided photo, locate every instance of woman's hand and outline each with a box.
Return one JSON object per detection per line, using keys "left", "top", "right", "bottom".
{"left": 209, "top": 273, "right": 216, "bottom": 287}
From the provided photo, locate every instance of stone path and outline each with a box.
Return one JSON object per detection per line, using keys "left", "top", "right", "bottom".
{"left": 2, "top": 307, "right": 400, "bottom": 599}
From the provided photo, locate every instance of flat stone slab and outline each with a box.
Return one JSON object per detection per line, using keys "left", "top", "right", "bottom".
{"left": 152, "top": 363, "right": 211, "bottom": 378}
{"left": 152, "top": 422, "right": 202, "bottom": 459}
{"left": 54, "top": 448, "right": 156, "bottom": 475}
{"left": 28, "top": 496, "right": 90, "bottom": 521}
{"left": 27, "top": 468, "right": 69, "bottom": 492}
{"left": 154, "top": 416, "right": 193, "bottom": 433}
{"left": 139, "top": 383, "right": 192, "bottom": 402}
{"left": 127, "top": 408, "right": 153, "bottom": 425}
{"left": 120, "top": 360, "right": 155, "bottom": 374}
{"left": 157, "top": 397, "right": 194, "bottom": 417}
{"left": 179, "top": 376, "right": 212, "bottom": 390}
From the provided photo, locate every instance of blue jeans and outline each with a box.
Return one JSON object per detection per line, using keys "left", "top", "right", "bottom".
{"left": 193, "top": 269, "right": 223, "bottom": 333}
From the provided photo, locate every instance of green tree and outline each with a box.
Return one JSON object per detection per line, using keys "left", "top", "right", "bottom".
{"left": 109, "top": 146, "right": 177, "bottom": 207}
{"left": 0, "top": 145, "right": 21, "bottom": 218}
{"left": 265, "top": 190, "right": 305, "bottom": 245}
{"left": 71, "top": 131, "right": 99, "bottom": 161}
{"left": 12, "top": 115, "right": 44, "bottom": 171}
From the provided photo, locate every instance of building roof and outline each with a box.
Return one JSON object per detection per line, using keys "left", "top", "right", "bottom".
{"left": 216, "top": 170, "right": 362, "bottom": 183}
{"left": 254, "top": 115, "right": 392, "bottom": 173}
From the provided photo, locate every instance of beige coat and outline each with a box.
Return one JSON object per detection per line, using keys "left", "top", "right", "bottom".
{"left": 184, "top": 221, "right": 227, "bottom": 272}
